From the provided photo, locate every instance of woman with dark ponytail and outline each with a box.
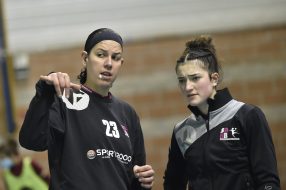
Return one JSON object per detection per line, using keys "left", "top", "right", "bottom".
{"left": 19, "top": 28, "right": 154, "bottom": 190}
{"left": 163, "top": 36, "right": 280, "bottom": 190}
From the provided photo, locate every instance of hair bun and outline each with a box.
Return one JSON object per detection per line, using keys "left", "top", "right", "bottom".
{"left": 186, "top": 35, "right": 215, "bottom": 53}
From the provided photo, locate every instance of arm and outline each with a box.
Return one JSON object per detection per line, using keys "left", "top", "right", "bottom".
{"left": 163, "top": 132, "right": 188, "bottom": 190}
{"left": 129, "top": 110, "right": 154, "bottom": 190}
{"left": 19, "top": 72, "right": 80, "bottom": 151}
{"left": 19, "top": 80, "right": 55, "bottom": 151}
{"left": 244, "top": 106, "right": 280, "bottom": 190}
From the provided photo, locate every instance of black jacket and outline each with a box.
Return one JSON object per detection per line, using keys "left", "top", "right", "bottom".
{"left": 164, "top": 88, "right": 280, "bottom": 190}
{"left": 19, "top": 80, "right": 147, "bottom": 190}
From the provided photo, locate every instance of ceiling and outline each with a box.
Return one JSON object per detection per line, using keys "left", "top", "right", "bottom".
{"left": 3, "top": 0, "right": 286, "bottom": 53}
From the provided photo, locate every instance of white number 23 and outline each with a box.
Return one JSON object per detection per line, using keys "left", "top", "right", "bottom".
{"left": 102, "top": 119, "right": 120, "bottom": 138}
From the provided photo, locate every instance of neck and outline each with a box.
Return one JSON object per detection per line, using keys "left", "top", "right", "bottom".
{"left": 198, "top": 103, "right": 209, "bottom": 115}
{"left": 84, "top": 82, "right": 109, "bottom": 97}
{"left": 198, "top": 90, "right": 217, "bottom": 115}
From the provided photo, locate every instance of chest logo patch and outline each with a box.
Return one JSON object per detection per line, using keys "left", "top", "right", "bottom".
{"left": 220, "top": 127, "right": 240, "bottom": 141}
{"left": 62, "top": 89, "right": 89, "bottom": 110}
{"left": 87, "top": 150, "right": 96, "bottom": 159}
{"left": 120, "top": 125, "right": 129, "bottom": 138}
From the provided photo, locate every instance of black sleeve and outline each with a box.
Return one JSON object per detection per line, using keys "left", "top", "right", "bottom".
{"left": 129, "top": 110, "right": 149, "bottom": 190}
{"left": 163, "top": 131, "right": 188, "bottom": 190}
{"left": 19, "top": 80, "right": 56, "bottom": 151}
{"left": 243, "top": 105, "right": 280, "bottom": 190}
{"left": 131, "top": 111, "right": 146, "bottom": 166}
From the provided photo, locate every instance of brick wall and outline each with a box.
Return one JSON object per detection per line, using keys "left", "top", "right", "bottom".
{"left": 10, "top": 25, "right": 286, "bottom": 190}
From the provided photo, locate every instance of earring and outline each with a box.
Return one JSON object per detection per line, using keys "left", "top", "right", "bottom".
{"left": 213, "top": 81, "right": 218, "bottom": 87}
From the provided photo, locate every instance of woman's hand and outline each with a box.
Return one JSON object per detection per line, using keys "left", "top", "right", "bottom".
{"left": 40, "top": 72, "right": 80, "bottom": 98}
{"left": 133, "top": 165, "right": 155, "bottom": 189}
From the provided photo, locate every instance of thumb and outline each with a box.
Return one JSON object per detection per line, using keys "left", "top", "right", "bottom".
{"left": 133, "top": 165, "right": 140, "bottom": 177}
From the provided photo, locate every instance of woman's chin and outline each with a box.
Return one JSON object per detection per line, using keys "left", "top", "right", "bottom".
{"left": 99, "top": 81, "right": 113, "bottom": 89}
{"left": 188, "top": 100, "right": 203, "bottom": 107}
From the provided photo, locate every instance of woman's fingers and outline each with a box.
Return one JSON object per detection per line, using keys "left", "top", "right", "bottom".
{"left": 140, "top": 181, "right": 153, "bottom": 189}
{"left": 70, "top": 83, "right": 81, "bottom": 91}
{"left": 40, "top": 74, "right": 61, "bottom": 97}
{"left": 138, "top": 175, "right": 154, "bottom": 189}
{"left": 39, "top": 75, "right": 52, "bottom": 84}
{"left": 133, "top": 165, "right": 155, "bottom": 189}
{"left": 61, "top": 73, "right": 71, "bottom": 98}
{"left": 40, "top": 72, "right": 79, "bottom": 98}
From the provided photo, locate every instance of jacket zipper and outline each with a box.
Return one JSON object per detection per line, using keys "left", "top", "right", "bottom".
{"left": 203, "top": 116, "right": 214, "bottom": 190}
{"left": 245, "top": 176, "right": 252, "bottom": 190}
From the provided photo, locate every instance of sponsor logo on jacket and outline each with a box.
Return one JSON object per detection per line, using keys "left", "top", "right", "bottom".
{"left": 87, "top": 149, "right": 132, "bottom": 164}
{"left": 220, "top": 127, "right": 240, "bottom": 141}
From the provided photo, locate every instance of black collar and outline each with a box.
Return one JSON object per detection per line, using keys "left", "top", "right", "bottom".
{"left": 81, "top": 85, "right": 113, "bottom": 103}
{"left": 188, "top": 88, "right": 232, "bottom": 118}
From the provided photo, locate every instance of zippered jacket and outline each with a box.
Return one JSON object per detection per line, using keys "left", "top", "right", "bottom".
{"left": 19, "top": 80, "right": 147, "bottom": 190}
{"left": 164, "top": 88, "right": 280, "bottom": 190}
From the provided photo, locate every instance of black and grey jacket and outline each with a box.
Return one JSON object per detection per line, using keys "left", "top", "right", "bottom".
{"left": 164, "top": 88, "right": 280, "bottom": 190}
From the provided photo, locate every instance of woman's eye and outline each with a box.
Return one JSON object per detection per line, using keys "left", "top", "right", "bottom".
{"left": 96, "top": 52, "right": 105, "bottom": 58}
{"left": 178, "top": 78, "right": 186, "bottom": 84}
{"left": 191, "top": 76, "right": 200, "bottom": 82}
{"left": 112, "top": 54, "right": 122, "bottom": 61}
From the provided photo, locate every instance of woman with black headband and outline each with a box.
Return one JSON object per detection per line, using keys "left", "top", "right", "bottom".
{"left": 19, "top": 28, "right": 154, "bottom": 190}
{"left": 163, "top": 36, "right": 280, "bottom": 190}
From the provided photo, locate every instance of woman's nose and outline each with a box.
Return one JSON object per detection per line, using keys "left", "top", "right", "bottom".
{"left": 185, "top": 80, "right": 194, "bottom": 91}
{"left": 104, "top": 56, "right": 112, "bottom": 68}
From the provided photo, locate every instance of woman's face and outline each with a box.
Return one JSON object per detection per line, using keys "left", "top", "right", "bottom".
{"left": 82, "top": 40, "right": 123, "bottom": 95}
{"left": 176, "top": 59, "right": 217, "bottom": 109}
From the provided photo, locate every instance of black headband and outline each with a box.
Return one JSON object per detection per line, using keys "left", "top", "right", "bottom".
{"left": 84, "top": 28, "right": 123, "bottom": 53}
{"left": 177, "top": 49, "right": 213, "bottom": 63}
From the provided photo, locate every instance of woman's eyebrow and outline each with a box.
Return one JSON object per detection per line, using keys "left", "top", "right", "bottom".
{"left": 96, "top": 48, "right": 122, "bottom": 54}
{"left": 187, "top": 73, "right": 199, "bottom": 77}
{"left": 112, "top": 52, "right": 122, "bottom": 55}
{"left": 96, "top": 48, "right": 107, "bottom": 52}
{"left": 177, "top": 73, "right": 199, "bottom": 78}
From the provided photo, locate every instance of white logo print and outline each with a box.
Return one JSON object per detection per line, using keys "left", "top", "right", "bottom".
{"left": 220, "top": 127, "right": 240, "bottom": 141}
{"left": 264, "top": 185, "right": 272, "bottom": 190}
{"left": 89, "top": 148, "right": 132, "bottom": 164}
{"left": 102, "top": 120, "right": 120, "bottom": 138}
{"left": 97, "top": 149, "right": 132, "bottom": 164}
{"left": 62, "top": 89, "right": 89, "bottom": 110}
{"left": 229, "top": 128, "right": 239, "bottom": 138}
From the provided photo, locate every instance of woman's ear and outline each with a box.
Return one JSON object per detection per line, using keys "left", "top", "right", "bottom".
{"left": 211, "top": 72, "right": 219, "bottom": 87}
{"left": 81, "top": 51, "right": 88, "bottom": 66}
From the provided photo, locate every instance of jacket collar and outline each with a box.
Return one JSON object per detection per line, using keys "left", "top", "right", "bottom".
{"left": 81, "top": 85, "right": 113, "bottom": 103}
{"left": 188, "top": 88, "right": 232, "bottom": 118}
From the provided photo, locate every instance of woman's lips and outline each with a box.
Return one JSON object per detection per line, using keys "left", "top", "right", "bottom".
{"left": 101, "top": 72, "right": 112, "bottom": 76}
{"left": 99, "top": 72, "right": 112, "bottom": 79}
{"left": 187, "top": 94, "right": 197, "bottom": 98}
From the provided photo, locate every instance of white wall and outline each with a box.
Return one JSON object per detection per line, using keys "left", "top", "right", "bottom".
{"left": 3, "top": 0, "right": 286, "bottom": 53}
